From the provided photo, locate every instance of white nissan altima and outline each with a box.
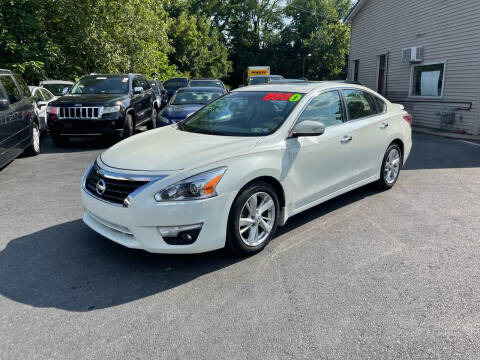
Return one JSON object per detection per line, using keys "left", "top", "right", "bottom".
{"left": 81, "top": 82, "right": 412, "bottom": 255}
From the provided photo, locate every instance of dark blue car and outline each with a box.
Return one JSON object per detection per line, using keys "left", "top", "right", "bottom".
{"left": 157, "top": 87, "right": 226, "bottom": 125}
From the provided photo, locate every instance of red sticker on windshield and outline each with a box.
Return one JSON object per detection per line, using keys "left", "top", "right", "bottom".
{"left": 262, "top": 92, "right": 302, "bottom": 102}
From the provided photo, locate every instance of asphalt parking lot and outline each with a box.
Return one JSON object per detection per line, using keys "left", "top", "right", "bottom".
{"left": 1, "top": 133, "right": 480, "bottom": 359}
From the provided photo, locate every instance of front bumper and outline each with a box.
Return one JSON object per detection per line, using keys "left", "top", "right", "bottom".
{"left": 81, "top": 187, "right": 235, "bottom": 254}
{"left": 49, "top": 114, "right": 124, "bottom": 136}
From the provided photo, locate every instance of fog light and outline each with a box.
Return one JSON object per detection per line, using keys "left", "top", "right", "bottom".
{"left": 157, "top": 224, "right": 203, "bottom": 245}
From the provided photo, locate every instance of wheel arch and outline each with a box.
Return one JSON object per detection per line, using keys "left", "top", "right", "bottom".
{"left": 236, "top": 176, "right": 286, "bottom": 210}
{"left": 125, "top": 108, "right": 136, "bottom": 126}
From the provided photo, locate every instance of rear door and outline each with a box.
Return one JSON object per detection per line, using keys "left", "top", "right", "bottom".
{"left": 287, "top": 90, "right": 356, "bottom": 212}
{"left": 342, "top": 89, "right": 391, "bottom": 183}
{"left": 0, "top": 74, "right": 31, "bottom": 163}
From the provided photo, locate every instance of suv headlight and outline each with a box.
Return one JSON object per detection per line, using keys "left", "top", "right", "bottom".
{"left": 103, "top": 105, "right": 121, "bottom": 114}
{"left": 154, "top": 167, "right": 227, "bottom": 202}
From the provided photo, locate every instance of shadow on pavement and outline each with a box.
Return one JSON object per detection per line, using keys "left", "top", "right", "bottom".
{"left": 0, "top": 220, "right": 241, "bottom": 312}
{"left": 0, "top": 183, "right": 379, "bottom": 313}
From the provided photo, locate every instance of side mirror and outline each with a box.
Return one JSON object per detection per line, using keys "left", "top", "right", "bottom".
{"left": 291, "top": 121, "right": 325, "bottom": 137}
{"left": 133, "top": 86, "right": 143, "bottom": 95}
{"left": 0, "top": 98, "right": 9, "bottom": 111}
{"left": 37, "top": 100, "right": 48, "bottom": 108}
{"left": 62, "top": 87, "right": 69, "bottom": 95}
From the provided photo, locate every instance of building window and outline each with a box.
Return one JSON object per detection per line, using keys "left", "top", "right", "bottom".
{"left": 353, "top": 60, "right": 360, "bottom": 82}
{"left": 376, "top": 54, "right": 387, "bottom": 95}
{"left": 410, "top": 62, "right": 445, "bottom": 97}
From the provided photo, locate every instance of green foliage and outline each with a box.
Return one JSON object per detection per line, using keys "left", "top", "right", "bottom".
{"left": 0, "top": 0, "right": 351, "bottom": 86}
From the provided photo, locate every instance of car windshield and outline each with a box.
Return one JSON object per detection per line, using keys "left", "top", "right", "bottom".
{"left": 70, "top": 76, "right": 129, "bottom": 95}
{"left": 43, "top": 84, "right": 72, "bottom": 96}
{"left": 179, "top": 91, "right": 304, "bottom": 137}
{"left": 249, "top": 77, "right": 269, "bottom": 85}
{"left": 189, "top": 80, "right": 223, "bottom": 88}
{"left": 171, "top": 89, "right": 223, "bottom": 105}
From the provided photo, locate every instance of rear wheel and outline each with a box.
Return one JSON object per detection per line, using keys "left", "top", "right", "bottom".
{"left": 377, "top": 143, "right": 402, "bottom": 190}
{"left": 147, "top": 108, "right": 157, "bottom": 130}
{"left": 25, "top": 122, "right": 41, "bottom": 156}
{"left": 122, "top": 113, "right": 134, "bottom": 139}
{"left": 226, "top": 181, "right": 280, "bottom": 255}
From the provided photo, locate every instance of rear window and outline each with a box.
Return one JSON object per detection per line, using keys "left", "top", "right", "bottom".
{"left": 165, "top": 79, "right": 186, "bottom": 88}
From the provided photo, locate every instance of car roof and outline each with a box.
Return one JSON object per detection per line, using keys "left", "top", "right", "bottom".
{"left": 177, "top": 86, "right": 224, "bottom": 92}
{"left": 234, "top": 81, "right": 372, "bottom": 94}
{"left": 0, "top": 69, "right": 13, "bottom": 75}
{"left": 189, "top": 79, "right": 222, "bottom": 82}
{"left": 40, "top": 80, "right": 74, "bottom": 84}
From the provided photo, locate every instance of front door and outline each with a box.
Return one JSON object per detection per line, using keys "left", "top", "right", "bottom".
{"left": 286, "top": 90, "right": 356, "bottom": 212}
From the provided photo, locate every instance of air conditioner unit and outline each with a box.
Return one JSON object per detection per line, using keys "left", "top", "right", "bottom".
{"left": 401, "top": 46, "right": 424, "bottom": 63}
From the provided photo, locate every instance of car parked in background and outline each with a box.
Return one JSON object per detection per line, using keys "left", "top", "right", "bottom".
{"left": 39, "top": 80, "right": 74, "bottom": 96}
{"left": 149, "top": 79, "right": 168, "bottom": 109}
{"left": 247, "top": 75, "right": 284, "bottom": 86}
{"left": 29, "top": 86, "right": 56, "bottom": 132}
{"left": 47, "top": 74, "right": 156, "bottom": 146}
{"left": 81, "top": 82, "right": 412, "bottom": 255}
{"left": 0, "top": 69, "right": 40, "bottom": 168}
{"left": 157, "top": 86, "right": 226, "bottom": 126}
{"left": 163, "top": 77, "right": 189, "bottom": 100}
{"left": 188, "top": 79, "right": 227, "bottom": 92}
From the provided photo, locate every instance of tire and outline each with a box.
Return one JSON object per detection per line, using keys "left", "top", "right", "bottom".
{"left": 147, "top": 108, "right": 157, "bottom": 130}
{"left": 25, "top": 122, "right": 41, "bottom": 156}
{"left": 377, "top": 143, "right": 402, "bottom": 190}
{"left": 123, "top": 113, "right": 134, "bottom": 139}
{"left": 51, "top": 133, "right": 69, "bottom": 147}
{"left": 226, "top": 181, "right": 280, "bottom": 255}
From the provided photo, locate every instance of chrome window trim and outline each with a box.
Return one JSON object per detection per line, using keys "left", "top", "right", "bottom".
{"left": 81, "top": 161, "right": 168, "bottom": 207}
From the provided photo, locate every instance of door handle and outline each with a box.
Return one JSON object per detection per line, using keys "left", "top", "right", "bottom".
{"left": 380, "top": 122, "right": 389, "bottom": 129}
{"left": 340, "top": 135, "right": 353, "bottom": 143}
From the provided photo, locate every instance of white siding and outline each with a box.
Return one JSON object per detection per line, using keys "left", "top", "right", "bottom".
{"left": 348, "top": 0, "right": 480, "bottom": 135}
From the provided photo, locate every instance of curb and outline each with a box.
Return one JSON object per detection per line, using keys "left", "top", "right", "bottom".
{"left": 412, "top": 127, "right": 480, "bottom": 141}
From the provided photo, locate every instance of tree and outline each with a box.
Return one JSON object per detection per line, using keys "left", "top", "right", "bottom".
{"left": 0, "top": 0, "right": 59, "bottom": 83}
{"left": 167, "top": 13, "right": 232, "bottom": 79}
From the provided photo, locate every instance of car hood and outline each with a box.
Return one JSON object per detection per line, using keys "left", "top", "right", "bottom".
{"left": 162, "top": 104, "right": 203, "bottom": 121}
{"left": 51, "top": 93, "right": 128, "bottom": 106}
{"left": 100, "top": 126, "right": 261, "bottom": 171}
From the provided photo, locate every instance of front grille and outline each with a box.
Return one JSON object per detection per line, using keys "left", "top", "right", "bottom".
{"left": 59, "top": 106, "right": 102, "bottom": 119}
{"left": 85, "top": 164, "right": 149, "bottom": 205}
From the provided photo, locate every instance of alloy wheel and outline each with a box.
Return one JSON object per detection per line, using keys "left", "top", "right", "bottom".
{"left": 384, "top": 148, "right": 400, "bottom": 184}
{"left": 239, "top": 192, "right": 276, "bottom": 247}
{"left": 32, "top": 125, "right": 40, "bottom": 153}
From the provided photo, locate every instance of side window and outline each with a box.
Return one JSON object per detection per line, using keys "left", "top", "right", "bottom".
{"left": 343, "top": 89, "right": 377, "bottom": 120}
{"left": 34, "top": 89, "right": 45, "bottom": 102}
{"left": 41, "top": 89, "right": 54, "bottom": 101}
{"left": 141, "top": 77, "right": 151, "bottom": 90}
{"left": 0, "top": 76, "right": 22, "bottom": 104}
{"left": 132, "top": 77, "right": 142, "bottom": 91}
{"left": 13, "top": 74, "right": 30, "bottom": 98}
{"left": 374, "top": 96, "right": 386, "bottom": 113}
{"left": 297, "top": 91, "right": 344, "bottom": 127}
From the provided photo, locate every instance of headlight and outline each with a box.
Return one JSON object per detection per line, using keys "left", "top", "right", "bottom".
{"left": 47, "top": 106, "right": 57, "bottom": 114}
{"left": 103, "top": 105, "right": 121, "bottom": 114}
{"left": 154, "top": 167, "right": 227, "bottom": 202}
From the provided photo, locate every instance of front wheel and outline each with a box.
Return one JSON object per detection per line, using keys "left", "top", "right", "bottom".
{"left": 147, "top": 108, "right": 157, "bottom": 130}
{"left": 122, "top": 113, "right": 134, "bottom": 139}
{"left": 226, "top": 181, "right": 280, "bottom": 255}
{"left": 377, "top": 143, "right": 402, "bottom": 190}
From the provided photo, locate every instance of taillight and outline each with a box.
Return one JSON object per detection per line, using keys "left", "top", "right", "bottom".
{"left": 403, "top": 114, "right": 412, "bottom": 127}
{"left": 47, "top": 106, "right": 57, "bottom": 115}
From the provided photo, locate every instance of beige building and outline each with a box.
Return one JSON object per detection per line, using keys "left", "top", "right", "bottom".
{"left": 345, "top": 0, "right": 480, "bottom": 135}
